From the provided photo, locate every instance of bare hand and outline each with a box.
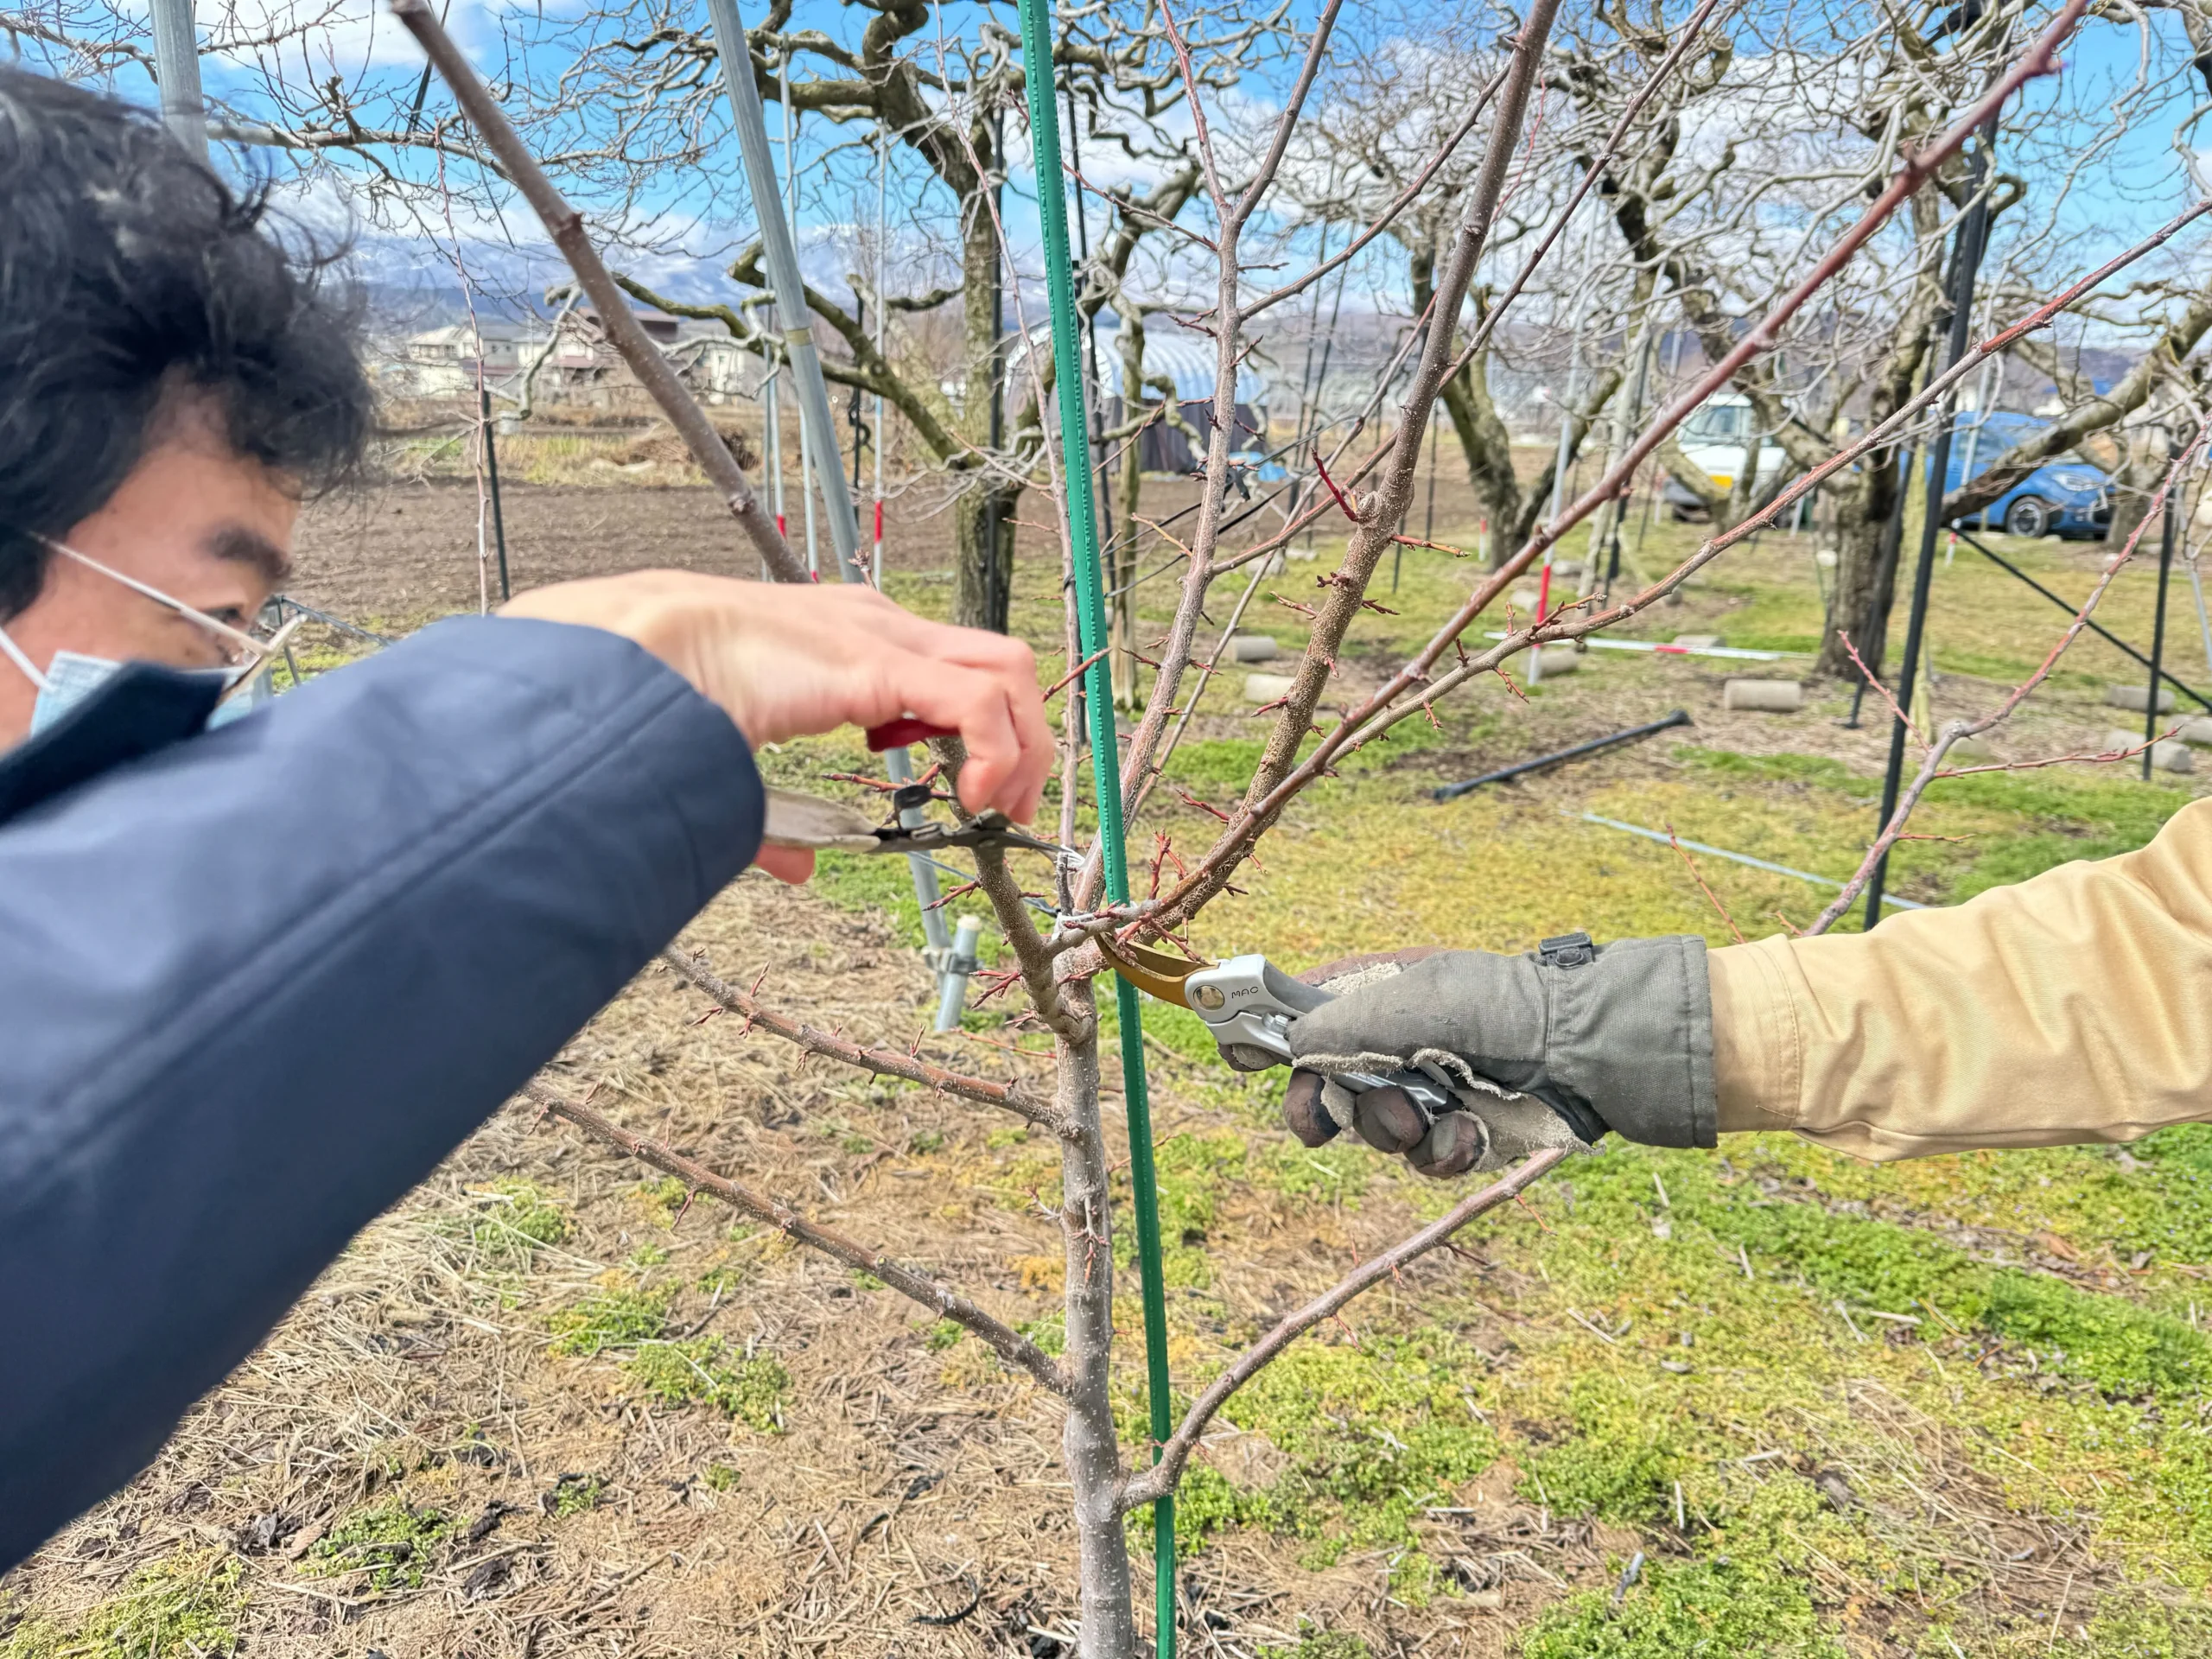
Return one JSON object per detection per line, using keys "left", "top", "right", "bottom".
{"left": 501, "top": 573, "right": 1052, "bottom": 882}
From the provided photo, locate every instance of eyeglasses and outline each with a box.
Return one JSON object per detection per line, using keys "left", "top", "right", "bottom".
{"left": 38, "top": 537, "right": 302, "bottom": 694}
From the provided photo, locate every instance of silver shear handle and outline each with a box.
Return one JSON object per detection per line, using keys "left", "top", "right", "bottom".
{"left": 1184, "top": 956, "right": 1458, "bottom": 1123}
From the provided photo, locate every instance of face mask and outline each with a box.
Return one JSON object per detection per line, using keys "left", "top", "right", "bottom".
{"left": 0, "top": 539, "right": 277, "bottom": 741}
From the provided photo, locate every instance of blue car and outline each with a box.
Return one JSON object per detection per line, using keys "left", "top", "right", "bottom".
{"left": 1947, "top": 410, "right": 2112, "bottom": 540}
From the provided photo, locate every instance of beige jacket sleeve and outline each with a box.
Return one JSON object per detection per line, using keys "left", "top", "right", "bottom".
{"left": 1707, "top": 794, "right": 2212, "bottom": 1161}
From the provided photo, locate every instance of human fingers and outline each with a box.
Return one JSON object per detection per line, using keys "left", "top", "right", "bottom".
{"left": 877, "top": 654, "right": 1036, "bottom": 820}
{"left": 753, "top": 843, "right": 817, "bottom": 886}
{"left": 871, "top": 620, "right": 1052, "bottom": 817}
{"left": 1351, "top": 1086, "right": 1427, "bottom": 1155}
{"left": 1406, "top": 1111, "right": 1487, "bottom": 1179}
{"left": 1282, "top": 1071, "right": 1340, "bottom": 1147}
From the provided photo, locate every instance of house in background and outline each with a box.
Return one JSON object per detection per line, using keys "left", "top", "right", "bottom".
{"left": 378, "top": 303, "right": 750, "bottom": 405}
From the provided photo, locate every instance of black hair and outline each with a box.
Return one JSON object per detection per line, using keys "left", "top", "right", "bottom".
{"left": 0, "top": 66, "right": 372, "bottom": 619}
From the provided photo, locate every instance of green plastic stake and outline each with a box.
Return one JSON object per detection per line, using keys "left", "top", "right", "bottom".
{"left": 1014, "top": 1, "right": 1177, "bottom": 1649}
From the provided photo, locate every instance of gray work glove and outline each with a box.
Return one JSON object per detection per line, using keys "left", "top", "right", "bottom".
{"left": 1281, "top": 933, "right": 1717, "bottom": 1179}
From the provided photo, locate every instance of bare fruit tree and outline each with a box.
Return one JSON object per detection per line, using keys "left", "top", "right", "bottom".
{"left": 1549, "top": 0, "right": 2212, "bottom": 677}
{"left": 378, "top": 0, "right": 2198, "bottom": 1648}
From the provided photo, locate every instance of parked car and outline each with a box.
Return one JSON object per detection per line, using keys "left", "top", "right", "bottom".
{"left": 1946, "top": 410, "right": 2111, "bottom": 540}
{"left": 1661, "top": 397, "right": 2112, "bottom": 540}
{"left": 1663, "top": 393, "right": 1784, "bottom": 516}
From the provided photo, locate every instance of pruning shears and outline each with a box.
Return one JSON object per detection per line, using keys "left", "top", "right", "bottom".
{"left": 761, "top": 716, "right": 1075, "bottom": 859}
{"left": 762, "top": 785, "right": 1072, "bottom": 859}
{"left": 1096, "top": 938, "right": 1456, "bottom": 1121}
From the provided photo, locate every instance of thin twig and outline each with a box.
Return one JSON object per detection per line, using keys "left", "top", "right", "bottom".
{"left": 524, "top": 1082, "right": 1069, "bottom": 1395}
{"left": 1117, "top": 1147, "right": 1570, "bottom": 1512}
{"left": 660, "top": 945, "right": 1073, "bottom": 1135}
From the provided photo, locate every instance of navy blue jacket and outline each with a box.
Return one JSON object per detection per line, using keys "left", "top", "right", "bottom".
{"left": 0, "top": 617, "right": 762, "bottom": 1570}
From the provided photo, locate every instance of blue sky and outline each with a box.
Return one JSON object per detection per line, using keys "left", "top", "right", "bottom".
{"left": 38, "top": 0, "right": 2207, "bottom": 337}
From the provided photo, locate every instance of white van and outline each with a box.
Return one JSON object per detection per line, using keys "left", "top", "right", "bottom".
{"left": 1664, "top": 393, "right": 1785, "bottom": 516}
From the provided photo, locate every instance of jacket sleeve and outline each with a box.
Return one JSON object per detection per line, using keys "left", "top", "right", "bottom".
{"left": 0, "top": 615, "right": 761, "bottom": 1570}
{"left": 1707, "top": 795, "right": 2212, "bottom": 1161}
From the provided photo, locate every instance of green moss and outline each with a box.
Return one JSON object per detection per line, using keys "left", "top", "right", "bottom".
{"left": 1116, "top": 1130, "right": 1252, "bottom": 1287}
{"left": 1692, "top": 1183, "right": 2212, "bottom": 1396}
{"left": 631, "top": 1176, "right": 690, "bottom": 1229}
{"left": 1170, "top": 737, "right": 1271, "bottom": 796}
{"left": 1177, "top": 1331, "right": 1503, "bottom": 1554}
{"left": 548, "top": 1283, "right": 672, "bottom": 1356}
{"left": 1519, "top": 1376, "right": 1684, "bottom": 1524}
{"left": 1255, "top": 1632, "right": 1372, "bottom": 1659}
{"left": 308, "top": 1503, "right": 455, "bottom": 1593}
{"left": 623, "top": 1338, "right": 788, "bottom": 1429}
{"left": 925, "top": 1319, "right": 964, "bottom": 1351}
{"left": 1980, "top": 1272, "right": 2209, "bottom": 1395}
{"left": 453, "top": 1178, "right": 569, "bottom": 1265}
{"left": 1019, "top": 1313, "right": 1066, "bottom": 1356}
{"left": 703, "top": 1462, "right": 741, "bottom": 1492}
{"left": 547, "top": 1473, "right": 603, "bottom": 1516}
{"left": 0, "top": 1549, "right": 244, "bottom": 1658}
{"left": 2082, "top": 1593, "right": 2212, "bottom": 1655}
{"left": 1519, "top": 1557, "right": 1844, "bottom": 1657}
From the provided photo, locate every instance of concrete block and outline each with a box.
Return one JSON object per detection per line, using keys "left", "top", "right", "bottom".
{"left": 1948, "top": 736, "right": 1995, "bottom": 763}
{"left": 2174, "top": 716, "right": 2212, "bottom": 746}
{"left": 1671, "top": 633, "right": 1725, "bottom": 651}
{"left": 1530, "top": 646, "right": 1579, "bottom": 677}
{"left": 1243, "top": 672, "right": 1296, "bottom": 703}
{"left": 1227, "top": 634, "right": 1280, "bottom": 663}
{"left": 2104, "top": 728, "right": 2195, "bottom": 772}
{"left": 2105, "top": 683, "right": 2177, "bottom": 714}
{"left": 1510, "top": 586, "right": 1541, "bottom": 613}
{"left": 1723, "top": 678, "right": 1804, "bottom": 712}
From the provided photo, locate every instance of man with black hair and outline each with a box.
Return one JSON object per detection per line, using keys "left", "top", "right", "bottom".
{"left": 0, "top": 67, "right": 1052, "bottom": 1568}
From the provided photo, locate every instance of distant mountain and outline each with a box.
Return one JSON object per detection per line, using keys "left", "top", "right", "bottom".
{"left": 346, "top": 226, "right": 902, "bottom": 334}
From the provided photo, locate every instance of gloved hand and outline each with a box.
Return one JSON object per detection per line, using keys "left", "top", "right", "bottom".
{"left": 1281, "top": 933, "right": 1717, "bottom": 1178}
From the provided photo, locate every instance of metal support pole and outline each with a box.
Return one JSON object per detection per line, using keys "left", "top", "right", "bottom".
{"left": 1531, "top": 210, "right": 1602, "bottom": 683}
{"left": 2146, "top": 464, "right": 2179, "bottom": 779}
{"left": 1865, "top": 123, "right": 1993, "bottom": 926}
{"left": 149, "top": 0, "right": 209, "bottom": 162}
{"left": 480, "top": 383, "right": 512, "bottom": 601}
{"left": 874, "top": 131, "right": 889, "bottom": 588}
{"left": 934, "top": 915, "right": 982, "bottom": 1031}
{"left": 779, "top": 51, "right": 819, "bottom": 577}
{"left": 705, "top": 0, "right": 954, "bottom": 988}
{"left": 1014, "top": 1, "right": 1175, "bottom": 1646}
{"left": 983, "top": 105, "right": 1009, "bottom": 632}
{"left": 706, "top": 0, "right": 863, "bottom": 569}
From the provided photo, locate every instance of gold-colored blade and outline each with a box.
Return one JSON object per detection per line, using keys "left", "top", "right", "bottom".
{"left": 1096, "top": 937, "right": 1214, "bottom": 1007}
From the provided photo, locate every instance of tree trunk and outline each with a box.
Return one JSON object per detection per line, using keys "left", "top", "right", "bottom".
{"left": 1816, "top": 474, "right": 1893, "bottom": 679}
{"left": 1053, "top": 994, "right": 1137, "bottom": 1659}
{"left": 953, "top": 480, "right": 1019, "bottom": 633}
{"left": 952, "top": 122, "right": 1017, "bottom": 634}
{"left": 1413, "top": 255, "right": 1520, "bottom": 569}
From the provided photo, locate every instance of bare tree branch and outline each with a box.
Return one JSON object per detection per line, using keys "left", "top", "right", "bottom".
{"left": 524, "top": 1082, "right": 1071, "bottom": 1395}
{"left": 1118, "top": 1147, "right": 1572, "bottom": 1512}
{"left": 659, "top": 944, "right": 1074, "bottom": 1136}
